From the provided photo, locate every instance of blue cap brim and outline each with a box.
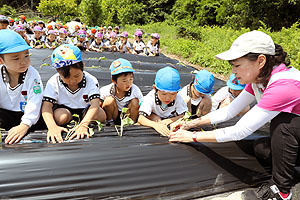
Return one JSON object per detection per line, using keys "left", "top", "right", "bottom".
{"left": 1, "top": 44, "right": 31, "bottom": 54}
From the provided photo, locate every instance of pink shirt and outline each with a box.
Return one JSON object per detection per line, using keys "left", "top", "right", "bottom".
{"left": 245, "top": 64, "right": 300, "bottom": 115}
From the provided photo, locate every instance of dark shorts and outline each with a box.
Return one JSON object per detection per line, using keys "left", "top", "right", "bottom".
{"left": 0, "top": 108, "right": 46, "bottom": 131}
{"left": 53, "top": 104, "right": 90, "bottom": 121}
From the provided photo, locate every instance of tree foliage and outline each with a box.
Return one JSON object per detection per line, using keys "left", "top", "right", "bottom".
{"left": 37, "top": 0, "right": 79, "bottom": 22}
{"left": 79, "top": 0, "right": 102, "bottom": 26}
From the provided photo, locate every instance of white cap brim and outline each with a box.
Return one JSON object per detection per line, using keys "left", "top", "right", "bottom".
{"left": 215, "top": 49, "right": 249, "bottom": 61}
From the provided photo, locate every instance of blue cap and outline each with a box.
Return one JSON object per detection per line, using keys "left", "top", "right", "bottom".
{"left": 155, "top": 66, "right": 181, "bottom": 92}
{"left": 0, "top": 29, "right": 31, "bottom": 54}
{"left": 110, "top": 58, "right": 135, "bottom": 75}
{"left": 51, "top": 44, "right": 82, "bottom": 69}
{"left": 226, "top": 74, "right": 246, "bottom": 90}
{"left": 193, "top": 70, "right": 214, "bottom": 94}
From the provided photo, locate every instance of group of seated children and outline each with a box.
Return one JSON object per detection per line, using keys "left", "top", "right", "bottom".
{"left": 0, "top": 29, "right": 247, "bottom": 144}
{"left": 0, "top": 15, "right": 160, "bottom": 56}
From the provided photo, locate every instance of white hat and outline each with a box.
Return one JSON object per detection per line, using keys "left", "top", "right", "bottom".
{"left": 215, "top": 30, "right": 275, "bottom": 60}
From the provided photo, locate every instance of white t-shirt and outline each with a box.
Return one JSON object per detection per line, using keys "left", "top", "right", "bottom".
{"left": 73, "top": 37, "right": 89, "bottom": 49}
{"left": 30, "top": 35, "right": 46, "bottom": 46}
{"left": 89, "top": 40, "right": 103, "bottom": 49}
{"left": 147, "top": 41, "right": 159, "bottom": 54}
{"left": 0, "top": 65, "right": 43, "bottom": 127}
{"left": 139, "top": 89, "right": 188, "bottom": 118}
{"left": 43, "top": 72, "right": 100, "bottom": 109}
{"left": 116, "top": 40, "right": 131, "bottom": 52}
{"left": 179, "top": 84, "right": 203, "bottom": 106}
{"left": 211, "top": 86, "right": 235, "bottom": 111}
{"left": 133, "top": 41, "right": 145, "bottom": 51}
{"left": 100, "top": 83, "right": 143, "bottom": 111}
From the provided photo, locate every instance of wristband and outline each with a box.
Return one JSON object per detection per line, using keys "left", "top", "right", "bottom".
{"left": 192, "top": 131, "right": 198, "bottom": 142}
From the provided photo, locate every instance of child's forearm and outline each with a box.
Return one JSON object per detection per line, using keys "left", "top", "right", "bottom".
{"left": 42, "top": 102, "right": 58, "bottom": 129}
{"left": 138, "top": 115, "right": 157, "bottom": 128}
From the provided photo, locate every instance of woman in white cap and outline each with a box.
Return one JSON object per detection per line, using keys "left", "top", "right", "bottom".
{"left": 169, "top": 30, "right": 299, "bottom": 200}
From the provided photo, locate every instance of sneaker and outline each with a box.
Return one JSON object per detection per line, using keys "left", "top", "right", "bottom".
{"left": 242, "top": 183, "right": 292, "bottom": 200}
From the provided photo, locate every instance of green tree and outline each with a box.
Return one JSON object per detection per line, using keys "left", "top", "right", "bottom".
{"left": 79, "top": 0, "right": 102, "bottom": 26}
{"left": 0, "top": 4, "right": 16, "bottom": 16}
{"left": 37, "top": 0, "right": 79, "bottom": 22}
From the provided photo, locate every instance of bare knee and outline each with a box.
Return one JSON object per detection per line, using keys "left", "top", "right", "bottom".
{"left": 54, "top": 108, "right": 73, "bottom": 125}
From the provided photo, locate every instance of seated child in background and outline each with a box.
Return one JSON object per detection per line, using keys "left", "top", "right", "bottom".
{"left": 114, "top": 26, "right": 120, "bottom": 37}
{"left": 0, "top": 30, "right": 44, "bottom": 144}
{"left": 57, "top": 28, "right": 70, "bottom": 45}
{"left": 100, "top": 58, "right": 143, "bottom": 125}
{"left": 117, "top": 31, "right": 132, "bottom": 54}
{"left": 132, "top": 30, "right": 146, "bottom": 55}
{"left": 8, "top": 18, "right": 16, "bottom": 30}
{"left": 103, "top": 32, "right": 118, "bottom": 52}
{"left": 45, "top": 30, "right": 58, "bottom": 50}
{"left": 146, "top": 33, "right": 160, "bottom": 56}
{"left": 30, "top": 26, "right": 45, "bottom": 49}
{"left": 179, "top": 70, "right": 214, "bottom": 117}
{"left": 42, "top": 44, "right": 106, "bottom": 143}
{"left": 88, "top": 28, "right": 96, "bottom": 44}
{"left": 89, "top": 32, "right": 103, "bottom": 53}
{"left": 15, "top": 25, "right": 31, "bottom": 45}
{"left": 138, "top": 66, "right": 188, "bottom": 136}
{"left": 211, "top": 73, "right": 250, "bottom": 116}
{"left": 74, "top": 30, "right": 90, "bottom": 51}
{"left": 0, "top": 15, "right": 9, "bottom": 29}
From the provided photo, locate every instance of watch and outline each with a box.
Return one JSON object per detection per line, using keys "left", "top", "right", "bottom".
{"left": 192, "top": 131, "right": 198, "bottom": 142}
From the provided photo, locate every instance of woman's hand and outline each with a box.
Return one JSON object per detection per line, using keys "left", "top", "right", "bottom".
{"left": 169, "top": 129, "right": 194, "bottom": 143}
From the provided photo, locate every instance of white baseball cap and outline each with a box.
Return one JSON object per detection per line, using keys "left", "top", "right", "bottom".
{"left": 215, "top": 30, "right": 275, "bottom": 60}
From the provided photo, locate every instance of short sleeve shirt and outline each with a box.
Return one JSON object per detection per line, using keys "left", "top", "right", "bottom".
{"left": 100, "top": 83, "right": 143, "bottom": 111}
{"left": 147, "top": 41, "right": 159, "bottom": 53}
{"left": 116, "top": 40, "right": 131, "bottom": 52}
{"left": 43, "top": 71, "right": 100, "bottom": 109}
{"left": 179, "top": 84, "right": 203, "bottom": 106}
{"left": 133, "top": 41, "right": 145, "bottom": 51}
{"left": 139, "top": 89, "right": 188, "bottom": 118}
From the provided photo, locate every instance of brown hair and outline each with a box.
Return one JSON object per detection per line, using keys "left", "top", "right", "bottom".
{"left": 243, "top": 43, "right": 289, "bottom": 87}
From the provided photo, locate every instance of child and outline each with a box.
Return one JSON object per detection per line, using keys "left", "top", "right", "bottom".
{"left": 179, "top": 70, "right": 214, "bottom": 117}
{"left": 138, "top": 66, "right": 188, "bottom": 136}
{"left": 8, "top": 17, "right": 15, "bottom": 30}
{"left": 100, "top": 58, "right": 143, "bottom": 125}
{"left": 89, "top": 32, "right": 103, "bottom": 52}
{"left": 45, "top": 30, "right": 58, "bottom": 50}
{"left": 15, "top": 25, "right": 31, "bottom": 45}
{"left": 114, "top": 26, "right": 120, "bottom": 36}
{"left": 211, "top": 73, "right": 250, "bottom": 116}
{"left": 117, "top": 31, "right": 132, "bottom": 53}
{"left": 146, "top": 33, "right": 160, "bottom": 56}
{"left": 18, "top": 15, "right": 29, "bottom": 31}
{"left": 103, "top": 32, "right": 118, "bottom": 52}
{"left": 105, "top": 26, "right": 112, "bottom": 39}
{"left": 74, "top": 30, "right": 90, "bottom": 51}
{"left": 0, "top": 15, "right": 9, "bottom": 29}
{"left": 132, "top": 30, "right": 146, "bottom": 55}
{"left": 30, "top": 26, "right": 45, "bottom": 49}
{"left": 57, "top": 28, "right": 70, "bottom": 45}
{"left": 0, "top": 30, "right": 44, "bottom": 144}
{"left": 42, "top": 44, "right": 106, "bottom": 143}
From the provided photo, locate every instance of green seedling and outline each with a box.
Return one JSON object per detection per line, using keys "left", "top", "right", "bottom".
{"left": 0, "top": 128, "right": 4, "bottom": 143}
{"left": 40, "top": 63, "right": 50, "bottom": 69}
{"left": 65, "top": 114, "right": 102, "bottom": 140}
{"left": 114, "top": 107, "right": 135, "bottom": 137}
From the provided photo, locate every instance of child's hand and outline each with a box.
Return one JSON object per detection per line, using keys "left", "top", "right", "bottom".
{"left": 5, "top": 124, "right": 30, "bottom": 144}
{"left": 153, "top": 122, "right": 170, "bottom": 136}
{"left": 69, "top": 125, "right": 90, "bottom": 140}
{"left": 47, "top": 126, "right": 69, "bottom": 143}
{"left": 159, "top": 118, "right": 172, "bottom": 126}
{"left": 170, "top": 120, "right": 190, "bottom": 131}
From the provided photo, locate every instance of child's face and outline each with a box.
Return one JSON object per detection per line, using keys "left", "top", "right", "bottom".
{"left": 38, "top": 24, "right": 43, "bottom": 28}
{"left": 79, "top": 37, "right": 85, "bottom": 42}
{"left": 0, "top": 50, "right": 30, "bottom": 73}
{"left": 75, "top": 27, "right": 79, "bottom": 31}
{"left": 151, "top": 37, "right": 157, "bottom": 43}
{"left": 229, "top": 88, "right": 243, "bottom": 98}
{"left": 135, "top": 35, "right": 140, "bottom": 41}
{"left": 110, "top": 37, "right": 116, "bottom": 43}
{"left": 48, "top": 34, "right": 56, "bottom": 42}
{"left": 0, "top": 23, "right": 8, "bottom": 29}
{"left": 96, "top": 38, "right": 102, "bottom": 43}
{"left": 59, "top": 33, "right": 66, "bottom": 38}
{"left": 192, "top": 84, "right": 206, "bottom": 98}
{"left": 156, "top": 89, "right": 177, "bottom": 105}
{"left": 34, "top": 31, "right": 42, "bottom": 38}
{"left": 113, "top": 73, "right": 133, "bottom": 92}
{"left": 120, "top": 37, "right": 125, "bottom": 42}
{"left": 59, "top": 67, "right": 83, "bottom": 88}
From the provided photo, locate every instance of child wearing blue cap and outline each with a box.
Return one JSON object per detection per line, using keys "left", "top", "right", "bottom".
{"left": 100, "top": 58, "right": 143, "bottom": 125}
{"left": 138, "top": 66, "right": 188, "bottom": 136}
{"left": 0, "top": 29, "right": 44, "bottom": 144}
{"left": 179, "top": 70, "right": 214, "bottom": 117}
{"left": 211, "top": 73, "right": 250, "bottom": 115}
{"left": 42, "top": 44, "right": 106, "bottom": 143}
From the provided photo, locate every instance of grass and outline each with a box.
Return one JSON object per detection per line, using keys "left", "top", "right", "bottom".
{"left": 124, "top": 22, "right": 300, "bottom": 76}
